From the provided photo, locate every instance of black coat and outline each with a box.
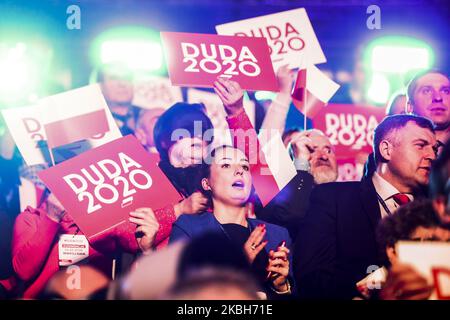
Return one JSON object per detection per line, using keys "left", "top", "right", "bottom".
{"left": 293, "top": 178, "right": 383, "bottom": 299}
{"left": 257, "top": 170, "right": 315, "bottom": 240}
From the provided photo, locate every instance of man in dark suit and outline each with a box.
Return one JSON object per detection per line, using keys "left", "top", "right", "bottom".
{"left": 430, "top": 138, "right": 450, "bottom": 227}
{"left": 293, "top": 114, "right": 438, "bottom": 299}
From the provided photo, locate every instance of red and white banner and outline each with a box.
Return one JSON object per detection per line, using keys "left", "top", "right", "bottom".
{"left": 38, "top": 135, "right": 181, "bottom": 239}
{"left": 133, "top": 75, "right": 183, "bottom": 110}
{"left": 160, "top": 32, "right": 278, "bottom": 91}
{"left": 313, "top": 103, "right": 386, "bottom": 181}
{"left": 39, "top": 84, "right": 121, "bottom": 152}
{"left": 216, "top": 8, "right": 326, "bottom": 71}
{"left": 292, "top": 65, "right": 340, "bottom": 119}
{"left": 398, "top": 241, "right": 450, "bottom": 300}
{"left": 313, "top": 103, "right": 386, "bottom": 158}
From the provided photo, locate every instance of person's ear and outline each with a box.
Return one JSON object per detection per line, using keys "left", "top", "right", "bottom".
{"left": 386, "top": 246, "right": 397, "bottom": 264}
{"left": 201, "top": 178, "right": 211, "bottom": 191}
{"left": 379, "top": 140, "right": 393, "bottom": 161}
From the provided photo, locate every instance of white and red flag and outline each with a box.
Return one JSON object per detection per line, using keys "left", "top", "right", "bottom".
{"left": 291, "top": 65, "right": 340, "bottom": 119}
{"left": 44, "top": 109, "right": 110, "bottom": 149}
{"left": 39, "top": 84, "right": 121, "bottom": 152}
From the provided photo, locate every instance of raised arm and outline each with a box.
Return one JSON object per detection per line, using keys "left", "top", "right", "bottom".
{"left": 260, "top": 65, "right": 294, "bottom": 136}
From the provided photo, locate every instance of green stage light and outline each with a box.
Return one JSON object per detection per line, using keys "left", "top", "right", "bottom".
{"left": 100, "top": 40, "right": 162, "bottom": 71}
{"left": 371, "top": 46, "right": 431, "bottom": 74}
{"left": 367, "top": 73, "right": 390, "bottom": 105}
{"left": 92, "top": 26, "right": 163, "bottom": 72}
{"left": 364, "top": 36, "right": 434, "bottom": 105}
{"left": 0, "top": 42, "right": 40, "bottom": 106}
{"left": 366, "top": 36, "right": 434, "bottom": 74}
{"left": 255, "top": 91, "right": 277, "bottom": 101}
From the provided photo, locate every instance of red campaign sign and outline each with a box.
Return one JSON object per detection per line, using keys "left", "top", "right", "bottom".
{"left": 38, "top": 135, "right": 182, "bottom": 239}
{"left": 313, "top": 104, "right": 386, "bottom": 158}
{"left": 336, "top": 156, "right": 371, "bottom": 182}
{"left": 160, "top": 32, "right": 279, "bottom": 91}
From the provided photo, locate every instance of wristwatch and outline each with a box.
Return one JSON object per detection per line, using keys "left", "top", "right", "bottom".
{"left": 293, "top": 157, "right": 310, "bottom": 172}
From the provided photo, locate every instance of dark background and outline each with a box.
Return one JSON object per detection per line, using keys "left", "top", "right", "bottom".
{"left": 1, "top": 0, "right": 448, "bottom": 88}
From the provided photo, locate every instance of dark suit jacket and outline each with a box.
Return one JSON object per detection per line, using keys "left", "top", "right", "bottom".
{"left": 293, "top": 177, "right": 383, "bottom": 299}
{"left": 256, "top": 170, "right": 315, "bottom": 240}
{"left": 170, "top": 212, "right": 292, "bottom": 254}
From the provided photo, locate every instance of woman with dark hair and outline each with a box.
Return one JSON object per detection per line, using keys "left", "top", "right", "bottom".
{"left": 153, "top": 102, "right": 214, "bottom": 197}
{"left": 135, "top": 102, "right": 216, "bottom": 250}
{"left": 169, "top": 145, "right": 294, "bottom": 299}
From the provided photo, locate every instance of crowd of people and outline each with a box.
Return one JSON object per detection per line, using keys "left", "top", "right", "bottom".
{"left": 0, "top": 63, "right": 449, "bottom": 300}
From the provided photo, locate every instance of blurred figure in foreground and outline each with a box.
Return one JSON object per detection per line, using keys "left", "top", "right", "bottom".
{"left": 355, "top": 199, "right": 448, "bottom": 300}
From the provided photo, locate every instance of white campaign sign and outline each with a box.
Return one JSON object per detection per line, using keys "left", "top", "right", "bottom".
{"left": 38, "top": 84, "right": 121, "bottom": 150}
{"left": 216, "top": 8, "right": 326, "bottom": 70}
{"left": 2, "top": 104, "right": 48, "bottom": 166}
{"left": 397, "top": 241, "right": 450, "bottom": 300}
{"left": 133, "top": 75, "right": 182, "bottom": 110}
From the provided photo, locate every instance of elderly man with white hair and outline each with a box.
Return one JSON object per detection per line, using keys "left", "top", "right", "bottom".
{"left": 286, "top": 129, "right": 338, "bottom": 185}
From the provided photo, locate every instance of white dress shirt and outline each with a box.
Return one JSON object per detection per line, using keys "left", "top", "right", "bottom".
{"left": 372, "top": 172, "right": 414, "bottom": 218}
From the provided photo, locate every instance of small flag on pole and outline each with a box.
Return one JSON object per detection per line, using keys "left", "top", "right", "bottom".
{"left": 291, "top": 65, "right": 340, "bottom": 119}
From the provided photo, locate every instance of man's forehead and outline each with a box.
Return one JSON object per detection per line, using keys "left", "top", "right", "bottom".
{"left": 310, "top": 134, "right": 332, "bottom": 147}
{"left": 400, "top": 122, "right": 436, "bottom": 142}
{"left": 416, "top": 73, "right": 450, "bottom": 88}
